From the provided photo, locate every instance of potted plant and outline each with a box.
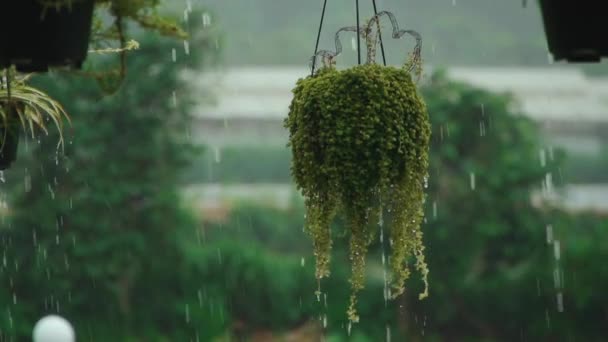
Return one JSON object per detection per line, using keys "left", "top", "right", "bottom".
{"left": 1, "top": 1, "right": 96, "bottom": 72}
{"left": 538, "top": 0, "right": 606, "bottom": 62}
{"left": 1, "top": 0, "right": 187, "bottom": 84}
{"left": 285, "top": 11, "right": 430, "bottom": 322}
{"left": 0, "top": 0, "right": 191, "bottom": 168}
{"left": 81, "top": 0, "right": 188, "bottom": 93}
{"left": 0, "top": 71, "right": 69, "bottom": 170}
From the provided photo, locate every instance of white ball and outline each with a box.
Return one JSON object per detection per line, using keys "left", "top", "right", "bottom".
{"left": 32, "top": 315, "right": 75, "bottom": 342}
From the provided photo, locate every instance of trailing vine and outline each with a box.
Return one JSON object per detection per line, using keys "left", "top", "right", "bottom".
{"left": 286, "top": 12, "right": 430, "bottom": 322}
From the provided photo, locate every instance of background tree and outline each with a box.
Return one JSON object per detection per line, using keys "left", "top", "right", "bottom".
{"left": 175, "top": 71, "right": 608, "bottom": 341}
{"left": 399, "top": 71, "right": 608, "bottom": 341}
{"left": 0, "top": 9, "right": 222, "bottom": 340}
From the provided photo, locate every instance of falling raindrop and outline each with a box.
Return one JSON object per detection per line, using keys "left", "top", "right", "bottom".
{"left": 469, "top": 172, "right": 476, "bottom": 191}
{"left": 0, "top": 171, "right": 5, "bottom": 183}
{"left": 553, "top": 240, "right": 560, "bottom": 261}
{"left": 386, "top": 325, "right": 391, "bottom": 342}
{"left": 301, "top": 257, "right": 305, "bottom": 267}
{"left": 351, "top": 37, "right": 357, "bottom": 51}
{"left": 185, "top": 304, "right": 190, "bottom": 324}
{"left": 545, "top": 173, "right": 553, "bottom": 195}
{"left": 479, "top": 121, "right": 486, "bottom": 137}
{"left": 347, "top": 322, "right": 352, "bottom": 336}
{"left": 186, "top": 0, "right": 192, "bottom": 12}
{"left": 546, "top": 224, "right": 553, "bottom": 244}
{"left": 202, "top": 13, "right": 212, "bottom": 27}
{"left": 432, "top": 201, "right": 438, "bottom": 219}
{"left": 7, "top": 308, "right": 12, "bottom": 328}
{"left": 184, "top": 9, "right": 189, "bottom": 24}
{"left": 323, "top": 315, "right": 327, "bottom": 328}
{"left": 184, "top": 40, "right": 190, "bottom": 55}
{"left": 556, "top": 292, "right": 564, "bottom": 312}
{"left": 214, "top": 146, "right": 221, "bottom": 163}
{"left": 553, "top": 267, "right": 561, "bottom": 289}
{"left": 172, "top": 48, "right": 177, "bottom": 62}
{"left": 172, "top": 91, "right": 178, "bottom": 108}
{"left": 24, "top": 171, "right": 31, "bottom": 192}
{"left": 539, "top": 149, "right": 547, "bottom": 167}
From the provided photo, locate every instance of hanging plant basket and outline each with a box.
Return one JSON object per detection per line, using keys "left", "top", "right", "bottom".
{"left": 0, "top": 1, "right": 95, "bottom": 72}
{"left": 538, "top": 0, "right": 606, "bottom": 62}
{"left": 285, "top": 10, "right": 430, "bottom": 322}
{"left": 0, "top": 72, "right": 70, "bottom": 170}
{"left": 0, "top": 107, "right": 21, "bottom": 170}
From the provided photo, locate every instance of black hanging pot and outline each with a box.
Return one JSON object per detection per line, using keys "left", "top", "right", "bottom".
{"left": 538, "top": 0, "right": 607, "bottom": 62}
{"left": 0, "top": 0, "right": 95, "bottom": 72}
{"left": 0, "top": 107, "right": 21, "bottom": 170}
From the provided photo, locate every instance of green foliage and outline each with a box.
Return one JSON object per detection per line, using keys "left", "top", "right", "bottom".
{"left": 189, "top": 204, "right": 402, "bottom": 341}
{"left": 33, "top": 0, "right": 188, "bottom": 94}
{"left": 395, "top": 70, "right": 567, "bottom": 340}
{"left": 0, "top": 0, "right": 190, "bottom": 154}
{"left": 0, "top": 11, "right": 219, "bottom": 340}
{"left": 0, "top": 72, "right": 70, "bottom": 150}
{"left": 286, "top": 64, "right": 430, "bottom": 322}
{"left": 40, "top": 0, "right": 186, "bottom": 39}
{"left": 185, "top": 70, "right": 608, "bottom": 340}
{"left": 187, "top": 70, "right": 608, "bottom": 341}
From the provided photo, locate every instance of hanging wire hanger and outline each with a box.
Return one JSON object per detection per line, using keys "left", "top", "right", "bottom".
{"left": 309, "top": 0, "right": 421, "bottom": 77}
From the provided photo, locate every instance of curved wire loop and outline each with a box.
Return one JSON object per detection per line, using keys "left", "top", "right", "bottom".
{"left": 365, "top": 11, "right": 422, "bottom": 72}
{"left": 310, "top": 26, "right": 361, "bottom": 70}
{"left": 309, "top": 10, "right": 422, "bottom": 78}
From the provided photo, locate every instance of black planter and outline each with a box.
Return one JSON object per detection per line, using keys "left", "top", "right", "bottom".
{"left": 538, "top": 0, "right": 607, "bottom": 63}
{"left": 0, "top": 110, "right": 21, "bottom": 171}
{"left": 0, "top": 1, "right": 95, "bottom": 72}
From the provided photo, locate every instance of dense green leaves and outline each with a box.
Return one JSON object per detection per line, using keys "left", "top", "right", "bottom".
{"left": 286, "top": 64, "right": 431, "bottom": 322}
